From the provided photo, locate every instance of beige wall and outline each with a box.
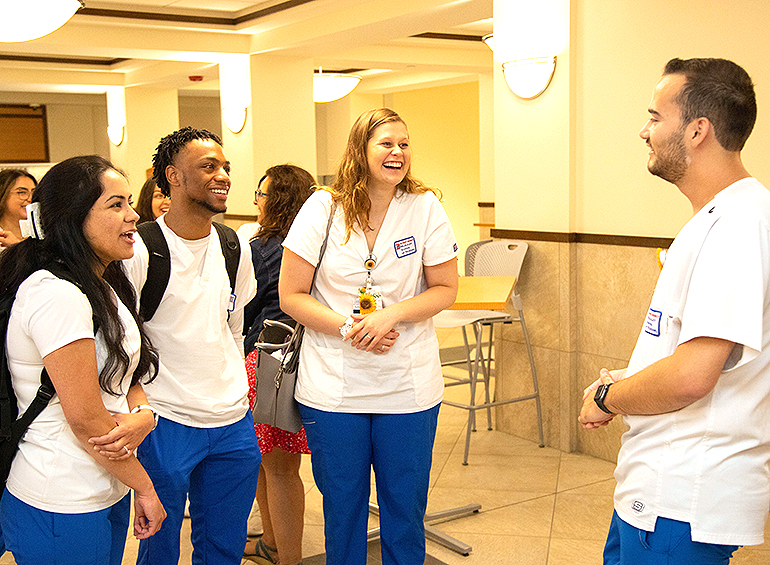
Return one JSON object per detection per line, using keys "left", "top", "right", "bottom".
{"left": 392, "top": 81, "right": 481, "bottom": 268}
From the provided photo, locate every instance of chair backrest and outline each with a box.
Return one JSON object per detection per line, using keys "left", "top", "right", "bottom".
{"left": 464, "top": 239, "right": 492, "bottom": 276}
{"left": 471, "top": 240, "right": 528, "bottom": 278}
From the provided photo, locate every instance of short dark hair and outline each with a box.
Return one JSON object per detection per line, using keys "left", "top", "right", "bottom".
{"left": 663, "top": 58, "right": 756, "bottom": 151}
{"left": 152, "top": 126, "right": 223, "bottom": 196}
{"left": 0, "top": 156, "right": 158, "bottom": 394}
{"left": 0, "top": 168, "right": 36, "bottom": 214}
{"left": 255, "top": 164, "right": 316, "bottom": 241}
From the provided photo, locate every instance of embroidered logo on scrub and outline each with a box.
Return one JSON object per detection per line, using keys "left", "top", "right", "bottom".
{"left": 644, "top": 308, "right": 662, "bottom": 337}
{"left": 394, "top": 236, "right": 417, "bottom": 258}
{"left": 632, "top": 500, "right": 645, "bottom": 513}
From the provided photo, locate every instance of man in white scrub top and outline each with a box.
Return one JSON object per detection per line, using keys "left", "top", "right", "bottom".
{"left": 124, "top": 127, "right": 259, "bottom": 565}
{"left": 580, "top": 58, "right": 770, "bottom": 565}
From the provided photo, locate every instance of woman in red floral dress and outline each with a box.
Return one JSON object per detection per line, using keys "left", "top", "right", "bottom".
{"left": 242, "top": 165, "right": 315, "bottom": 565}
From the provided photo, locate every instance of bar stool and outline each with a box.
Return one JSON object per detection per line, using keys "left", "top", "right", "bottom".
{"left": 435, "top": 239, "right": 544, "bottom": 464}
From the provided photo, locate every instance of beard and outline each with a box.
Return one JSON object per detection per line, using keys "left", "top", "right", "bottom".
{"left": 192, "top": 196, "right": 227, "bottom": 215}
{"left": 648, "top": 128, "right": 688, "bottom": 184}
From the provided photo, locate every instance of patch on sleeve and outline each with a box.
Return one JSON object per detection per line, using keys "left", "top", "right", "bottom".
{"left": 394, "top": 236, "right": 417, "bottom": 259}
{"left": 453, "top": 242, "right": 458, "bottom": 253}
{"left": 644, "top": 308, "right": 662, "bottom": 337}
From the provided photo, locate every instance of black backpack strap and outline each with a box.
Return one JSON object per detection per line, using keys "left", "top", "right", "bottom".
{"left": 213, "top": 222, "right": 240, "bottom": 294}
{"left": 137, "top": 221, "right": 171, "bottom": 323}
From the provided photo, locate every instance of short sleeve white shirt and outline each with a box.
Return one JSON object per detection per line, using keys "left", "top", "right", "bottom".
{"left": 123, "top": 217, "right": 257, "bottom": 427}
{"left": 283, "top": 189, "right": 458, "bottom": 413}
{"left": 614, "top": 178, "right": 770, "bottom": 545}
{"left": 6, "top": 271, "right": 140, "bottom": 513}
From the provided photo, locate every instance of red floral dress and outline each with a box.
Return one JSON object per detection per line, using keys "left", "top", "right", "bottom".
{"left": 245, "top": 348, "right": 310, "bottom": 455}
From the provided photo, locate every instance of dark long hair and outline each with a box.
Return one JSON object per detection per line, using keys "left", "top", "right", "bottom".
{"left": 136, "top": 178, "right": 159, "bottom": 224}
{"left": 0, "top": 156, "right": 158, "bottom": 394}
{"left": 0, "top": 169, "right": 36, "bottom": 216}
{"left": 255, "top": 164, "right": 316, "bottom": 241}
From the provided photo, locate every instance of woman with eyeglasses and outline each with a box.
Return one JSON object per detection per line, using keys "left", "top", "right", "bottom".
{"left": 242, "top": 164, "right": 315, "bottom": 565}
{"left": 0, "top": 169, "right": 37, "bottom": 249}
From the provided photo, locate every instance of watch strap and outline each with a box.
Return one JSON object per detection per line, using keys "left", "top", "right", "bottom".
{"left": 594, "top": 383, "right": 614, "bottom": 415}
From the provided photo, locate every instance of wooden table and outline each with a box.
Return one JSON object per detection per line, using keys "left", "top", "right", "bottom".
{"left": 448, "top": 275, "right": 517, "bottom": 310}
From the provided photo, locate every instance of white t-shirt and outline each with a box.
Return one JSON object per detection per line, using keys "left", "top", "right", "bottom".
{"left": 614, "top": 178, "right": 770, "bottom": 546}
{"left": 123, "top": 217, "right": 256, "bottom": 427}
{"left": 6, "top": 270, "right": 140, "bottom": 513}
{"left": 283, "top": 189, "right": 458, "bottom": 413}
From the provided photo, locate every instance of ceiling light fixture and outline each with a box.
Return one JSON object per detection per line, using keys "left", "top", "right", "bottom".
{"left": 313, "top": 67, "right": 361, "bottom": 103}
{"left": 0, "top": 0, "right": 84, "bottom": 43}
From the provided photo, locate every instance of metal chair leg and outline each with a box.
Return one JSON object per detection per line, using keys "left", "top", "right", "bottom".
{"left": 519, "top": 309, "right": 544, "bottom": 447}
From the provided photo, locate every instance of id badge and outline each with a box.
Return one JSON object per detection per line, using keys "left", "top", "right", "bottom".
{"left": 228, "top": 292, "right": 236, "bottom": 312}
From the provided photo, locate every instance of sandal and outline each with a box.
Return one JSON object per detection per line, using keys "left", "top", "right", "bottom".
{"left": 243, "top": 537, "right": 280, "bottom": 564}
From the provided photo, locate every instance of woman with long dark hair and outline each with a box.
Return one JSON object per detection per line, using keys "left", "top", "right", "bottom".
{"left": 280, "top": 108, "right": 459, "bottom": 564}
{"left": 242, "top": 164, "right": 315, "bottom": 565}
{"left": 0, "top": 169, "right": 36, "bottom": 248}
{"left": 0, "top": 156, "right": 166, "bottom": 564}
{"left": 135, "top": 178, "right": 170, "bottom": 225}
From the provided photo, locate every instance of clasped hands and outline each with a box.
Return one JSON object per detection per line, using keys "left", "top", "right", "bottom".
{"left": 343, "top": 310, "right": 400, "bottom": 354}
{"left": 579, "top": 368, "right": 626, "bottom": 429}
{"left": 88, "top": 409, "right": 156, "bottom": 460}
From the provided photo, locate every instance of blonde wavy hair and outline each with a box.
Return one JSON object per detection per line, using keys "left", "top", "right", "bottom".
{"left": 331, "top": 108, "right": 438, "bottom": 243}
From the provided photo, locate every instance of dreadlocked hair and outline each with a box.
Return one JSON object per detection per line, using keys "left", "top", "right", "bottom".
{"left": 152, "top": 126, "right": 223, "bottom": 196}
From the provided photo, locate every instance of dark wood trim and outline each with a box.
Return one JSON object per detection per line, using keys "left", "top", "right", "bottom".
{"left": 0, "top": 54, "right": 127, "bottom": 66}
{"left": 491, "top": 229, "right": 675, "bottom": 248}
{"left": 78, "top": 0, "right": 317, "bottom": 26}
{"left": 477, "top": 202, "right": 495, "bottom": 208}
{"left": 411, "top": 32, "right": 484, "bottom": 42}
{"left": 224, "top": 213, "right": 258, "bottom": 222}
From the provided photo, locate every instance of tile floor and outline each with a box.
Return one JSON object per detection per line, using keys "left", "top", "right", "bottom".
{"left": 2, "top": 328, "right": 769, "bottom": 564}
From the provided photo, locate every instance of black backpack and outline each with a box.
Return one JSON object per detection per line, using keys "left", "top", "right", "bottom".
{"left": 0, "top": 265, "right": 95, "bottom": 497}
{"left": 136, "top": 221, "right": 240, "bottom": 322}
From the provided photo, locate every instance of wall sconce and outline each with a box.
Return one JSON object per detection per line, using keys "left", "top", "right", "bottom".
{"left": 482, "top": 33, "right": 494, "bottom": 51}
{"left": 106, "top": 87, "right": 126, "bottom": 147}
{"left": 313, "top": 68, "right": 361, "bottom": 103}
{"left": 502, "top": 56, "right": 557, "bottom": 100}
{"left": 107, "top": 125, "right": 124, "bottom": 146}
{"left": 0, "top": 0, "right": 83, "bottom": 42}
{"left": 222, "top": 107, "right": 248, "bottom": 134}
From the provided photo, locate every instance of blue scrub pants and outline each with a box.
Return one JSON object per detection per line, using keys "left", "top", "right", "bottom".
{"left": 299, "top": 403, "right": 440, "bottom": 565}
{"left": 0, "top": 489, "right": 130, "bottom": 565}
{"left": 136, "top": 413, "right": 261, "bottom": 565}
{"left": 604, "top": 511, "right": 739, "bottom": 565}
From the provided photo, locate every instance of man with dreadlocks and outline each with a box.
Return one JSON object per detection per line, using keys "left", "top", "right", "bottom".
{"left": 123, "top": 127, "right": 259, "bottom": 564}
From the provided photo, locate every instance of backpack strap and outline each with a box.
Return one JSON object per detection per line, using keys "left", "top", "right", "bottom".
{"left": 136, "top": 221, "right": 171, "bottom": 323}
{"left": 213, "top": 222, "right": 240, "bottom": 294}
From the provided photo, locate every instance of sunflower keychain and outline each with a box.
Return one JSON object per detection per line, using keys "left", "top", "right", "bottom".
{"left": 354, "top": 252, "right": 384, "bottom": 314}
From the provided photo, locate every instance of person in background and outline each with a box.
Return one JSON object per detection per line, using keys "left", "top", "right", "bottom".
{"left": 242, "top": 164, "right": 315, "bottom": 565}
{"left": 279, "top": 108, "right": 459, "bottom": 565}
{"left": 580, "top": 58, "right": 770, "bottom": 565}
{"left": 135, "top": 178, "right": 170, "bottom": 225}
{"left": 0, "top": 155, "right": 165, "bottom": 564}
{"left": 0, "top": 169, "right": 36, "bottom": 248}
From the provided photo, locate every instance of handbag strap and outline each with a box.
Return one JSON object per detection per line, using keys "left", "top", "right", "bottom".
{"left": 281, "top": 200, "right": 337, "bottom": 374}
{"left": 309, "top": 200, "right": 337, "bottom": 291}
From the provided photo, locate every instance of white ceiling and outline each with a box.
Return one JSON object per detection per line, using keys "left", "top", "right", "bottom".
{"left": 0, "top": 0, "right": 494, "bottom": 97}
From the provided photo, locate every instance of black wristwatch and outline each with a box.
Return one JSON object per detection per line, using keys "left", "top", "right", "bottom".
{"left": 594, "top": 383, "right": 615, "bottom": 415}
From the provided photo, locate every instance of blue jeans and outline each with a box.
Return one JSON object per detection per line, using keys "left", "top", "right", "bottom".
{"left": 0, "top": 489, "right": 130, "bottom": 565}
{"left": 136, "top": 413, "right": 261, "bottom": 565}
{"left": 604, "top": 511, "right": 739, "bottom": 565}
{"left": 300, "top": 403, "right": 440, "bottom": 565}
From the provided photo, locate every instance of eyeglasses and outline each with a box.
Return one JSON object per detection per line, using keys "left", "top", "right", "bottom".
{"left": 255, "top": 189, "right": 268, "bottom": 199}
{"left": 14, "top": 188, "right": 32, "bottom": 201}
